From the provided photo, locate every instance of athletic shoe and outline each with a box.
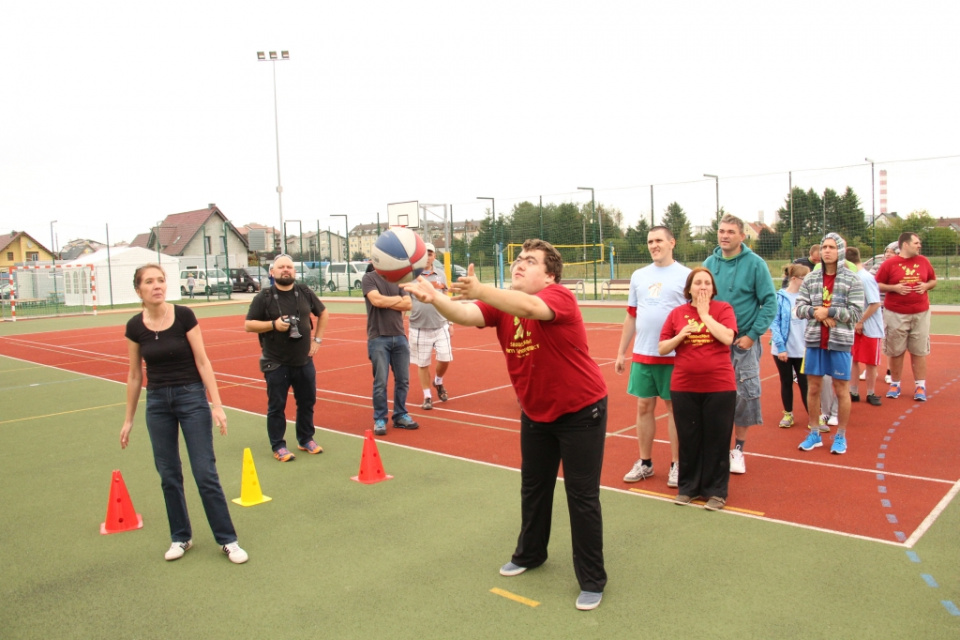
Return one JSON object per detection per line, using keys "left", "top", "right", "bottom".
{"left": 164, "top": 540, "right": 192, "bottom": 561}
{"left": 887, "top": 383, "right": 901, "bottom": 399}
{"left": 373, "top": 419, "right": 387, "bottom": 436}
{"left": 435, "top": 383, "right": 449, "bottom": 402}
{"left": 422, "top": 397, "right": 433, "bottom": 410}
{"left": 729, "top": 449, "right": 746, "bottom": 474}
{"left": 667, "top": 463, "right": 679, "bottom": 488}
{"left": 850, "top": 392, "right": 860, "bottom": 402}
{"left": 885, "top": 373, "right": 892, "bottom": 384}
{"left": 859, "top": 370, "right": 866, "bottom": 380}
{"left": 799, "top": 431, "right": 822, "bottom": 451}
{"left": 674, "top": 494, "right": 695, "bottom": 505}
{"left": 394, "top": 414, "right": 420, "bottom": 430}
{"left": 576, "top": 591, "right": 603, "bottom": 611}
{"left": 866, "top": 394, "right": 883, "bottom": 406}
{"left": 623, "top": 460, "right": 654, "bottom": 482}
{"left": 914, "top": 385, "right": 927, "bottom": 402}
{"left": 830, "top": 433, "right": 847, "bottom": 455}
{"left": 297, "top": 440, "right": 323, "bottom": 454}
{"left": 704, "top": 496, "right": 726, "bottom": 511}
{"left": 273, "top": 447, "right": 295, "bottom": 462}
{"left": 221, "top": 542, "right": 248, "bottom": 564}
{"left": 779, "top": 411, "right": 795, "bottom": 428}
{"left": 499, "top": 562, "right": 527, "bottom": 577}
{"left": 817, "top": 415, "right": 831, "bottom": 433}
{"left": 827, "top": 415, "right": 839, "bottom": 427}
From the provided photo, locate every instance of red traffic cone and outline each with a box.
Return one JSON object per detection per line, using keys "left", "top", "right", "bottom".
{"left": 100, "top": 469, "right": 144, "bottom": 535}
{"left": 351, "top": 430, "right": 393, "bottom": 484}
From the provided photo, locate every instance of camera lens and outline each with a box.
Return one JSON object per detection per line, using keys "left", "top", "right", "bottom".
{"left": 288, "top": 316, "right": 302, "bottom": 339}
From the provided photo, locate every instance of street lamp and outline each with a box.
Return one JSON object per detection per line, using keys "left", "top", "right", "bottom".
{"left": 331, "top": 214, "right": 350, "bottom": 292}
{"left": 477, "top": 197, "right": 498, "bottom": 287}
{"left": 578, "top": 187, "right": 598, "bottom": 300}
{"left": 866, "top": 157, "right": 876, "bottom": 257}
{"left": 256, "top": 50, "right": 290, "bottom": 254}
{"left": 704, "top": 174, "right": 719, "bottom": 224}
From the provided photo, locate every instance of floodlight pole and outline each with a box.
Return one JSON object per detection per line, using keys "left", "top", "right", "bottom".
{"left": 866, "top": 157, "right": 876, "bottom": 257}
{"left": 704, "top": 174, "right": 719, "bottom": 224}
{"left": 257, "top": 50, "right": 290, "bottom": 255}
{"left": 578, "top": 187, "right": 597, "bottom": 300}
{"left": 50, "top": 220, "right": 58, "bottom": 308}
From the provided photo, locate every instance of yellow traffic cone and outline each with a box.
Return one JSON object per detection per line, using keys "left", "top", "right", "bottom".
{"left": 232, "top": 448, "right": 272, "bottom": 507}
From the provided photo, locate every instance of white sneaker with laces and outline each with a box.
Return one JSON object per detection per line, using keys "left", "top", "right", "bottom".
{"left": 164, "top": 540, "right": 192, "bottom": 561}
{"left": 827, "top": 415, "right": 839, "bottom": 427}
{"left": 667, "top": 463, "right": 679, "bottom": 488}
{"left": 221, "top": 542, "right": 249, "bottom": 564}
{"left": 729, "top": 449, "right": 746, "bottom": 474}
{"left": 623, "top": 460, "right": 654, "bottom": 482}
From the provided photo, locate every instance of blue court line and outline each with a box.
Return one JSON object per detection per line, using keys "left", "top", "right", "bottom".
{"left": 881, "top": 499, "right": 891, "bottom": 508}
{"left": 876, "top": 463, "right": 885, "bottom": 469}
{"left": 878, "top": 453, "right": 886, "bottom": 459}
{"left": 944, "top": 601, "right": 960, "bottom": 616}
{"left": 878, "top": 486, "right": 887, "bottom": 493}
{"left": 894, "top": 531, "right": 906, "bottom": 541}
{"left": 906, "top": 551, "right": 920, "bottom": 563}
{"left": 886, "top": 514, "right": 898, "bottom": 524}
{"left": 921, "top": 574, "right": 939, "bottom": 588}
{"left": 876, "top": 473, "right": 885, "bottom": 480}
{"left": 880, "top": 444, "right": 888, "bottom": 450}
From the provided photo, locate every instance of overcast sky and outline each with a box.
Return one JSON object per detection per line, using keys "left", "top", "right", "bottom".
{"left": 2, "top": 0, "right": 958, "bottom": 251}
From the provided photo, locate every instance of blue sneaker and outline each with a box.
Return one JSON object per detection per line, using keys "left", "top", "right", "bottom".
{"left": 394, "top": 414, "right": 420, "bottom": 430}
{"left": 886, "top": 383, "right": 901, "bottom": 399}
{"left": 799, "top": 431, "right": 822, "bottom": 451}
{"left": 914, "top": 385, "right": 926, "bottom": 402}
{"left": 830, "top": 433, "right": 847, "bottom": 455}
{"left": 373, "top": 419, "right": 387, "bottom": 436}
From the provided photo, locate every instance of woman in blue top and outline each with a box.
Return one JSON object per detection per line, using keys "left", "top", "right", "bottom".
{"left": 771, "top": 263, "right": 810, "bottom": 428}
{"left": 120, "top": 264, "right": 248, "bottom": 564}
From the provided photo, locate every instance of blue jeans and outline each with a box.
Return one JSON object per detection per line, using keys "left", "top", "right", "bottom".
{"left": 264, "top": 360, "right": 317, "bottom": 451}
{"left": 367, "top": 335, "right": 410, "bottom": 423}
{"left": 145, "top": 383, "right": 237, "bottom": 545}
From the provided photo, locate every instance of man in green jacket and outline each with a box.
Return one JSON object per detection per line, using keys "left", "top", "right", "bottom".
{"left": 703, "top": 214, "right": 777, "bottom": 474}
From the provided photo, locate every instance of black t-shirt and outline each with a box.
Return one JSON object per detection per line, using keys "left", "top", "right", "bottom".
{"left": 125, "top": 305, "right": 203, "bottom": 390}
{"left": 245, "top": 283, "right": 326, "bottom": 366}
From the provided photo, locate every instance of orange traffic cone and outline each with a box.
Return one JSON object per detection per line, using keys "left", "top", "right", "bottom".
{"left": 100, "top": 469, "right": 144, "bottom": 535}
{"left": 232, "top": 447, "right": 272, "bottom": 507}
{"left": 351, "top": 429, "right": 393, "bottom": 484}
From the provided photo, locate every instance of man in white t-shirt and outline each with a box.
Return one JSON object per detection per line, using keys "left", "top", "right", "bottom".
{"left": 615, "top": 226, "right": 690, "bottom": 488}
{"left": 848, "top": 247, "right": 884, "bottom": 405}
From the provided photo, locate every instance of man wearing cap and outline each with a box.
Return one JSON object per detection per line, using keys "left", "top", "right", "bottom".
{"left": 408, "top": 243, "right": 453, "bottom": 410}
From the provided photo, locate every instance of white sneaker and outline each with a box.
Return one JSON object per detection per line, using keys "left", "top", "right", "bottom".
{"left": 885, "top": 374, "right": 892, "bottom": 384}
{"left": 164, "top": 540, "right": 192, "bottom": 561}
{"left": 221, "top": 541, "right": 249, "bottom": 564}
{"left": 623, "top": 460, "right": 654, "bottom": 482}
{"left": 827, "top": 415, "right": 839, "bottom": 427}
{"left": 667, "top": 463, "right": 679, "bottom": 488}
{"left": 859, "top": 370, "right": 866, "bottom": 380}
{"left": 729, "top": 449, "right": 746, "bottom": 474}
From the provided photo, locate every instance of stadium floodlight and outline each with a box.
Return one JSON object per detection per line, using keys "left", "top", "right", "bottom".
{"left": 257, "top": 49, "right": 290, "bottom": 254}
{"left": 866, "top": 157, "right": 876, "bottom": 256}
{"left": 704, "top": 174, "right": 719, "bottom": 223}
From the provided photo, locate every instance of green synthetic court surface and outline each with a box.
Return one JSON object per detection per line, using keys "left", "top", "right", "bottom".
{"left": 1, "top": 303, "right": 958, "bottom": 639}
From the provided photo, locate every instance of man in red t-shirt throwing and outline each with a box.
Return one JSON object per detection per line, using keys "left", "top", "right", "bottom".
{"left": 403, "top": 239, "right": 609, "bottom": 612}
{"left": 874, "top": 232, "right": 938, "bottom": 401}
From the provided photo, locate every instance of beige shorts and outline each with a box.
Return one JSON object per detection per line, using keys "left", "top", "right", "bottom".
{"left": 882, "top": 309, "right": 931, "bottom": 357}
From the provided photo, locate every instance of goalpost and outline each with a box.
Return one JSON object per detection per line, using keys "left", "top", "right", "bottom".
{"left": 4, "top": 264, "right": 97, "bottom": 322}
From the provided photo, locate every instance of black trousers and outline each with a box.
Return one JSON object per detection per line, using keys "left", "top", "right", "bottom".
{"left": 513, "top": 397, "right": 607, "bottom": 593}
{"left": 773, "top": 356, "right": 808, "bottom": 413}
{"left": 672, "top": 390, "right": 736, "bottom": 500}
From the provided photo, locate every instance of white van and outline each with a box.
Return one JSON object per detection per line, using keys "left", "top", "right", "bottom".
{"left": 179, "top": 268, "right": 231, "bottom": 296}
{"left": 324, "top": 262, "right": 368, "bottom": 292}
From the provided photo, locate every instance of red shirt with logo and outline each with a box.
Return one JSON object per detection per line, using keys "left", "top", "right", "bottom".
{"left": 476, "top": 284, "right": 607, "bottom": 422}
{"left": 660, "top": 300, "right": 738, "bottom": 393}
{"left": 874, "top": 255, "right": 936, "bottom": 314}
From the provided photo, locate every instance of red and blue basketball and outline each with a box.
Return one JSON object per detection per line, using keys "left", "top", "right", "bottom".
{"left": 371, "top": 227, "right": 428, "bottom": 283}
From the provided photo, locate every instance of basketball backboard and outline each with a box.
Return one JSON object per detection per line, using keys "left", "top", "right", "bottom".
{"left": 387, "top": 201, "right": 420, "bottom": 230}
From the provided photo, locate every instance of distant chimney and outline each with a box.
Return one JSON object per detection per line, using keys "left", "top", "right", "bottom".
{"left": 758, "top": 211, "right": 764, "bottom": 225}
{"left": 879, "top": 170, "right": 887, "bottom": 215}
{"left": 208, "top": 203, "right": 216, "bottom": 209}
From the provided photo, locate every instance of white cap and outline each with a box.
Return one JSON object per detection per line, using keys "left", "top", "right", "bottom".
{"left": 425, "top": 242, "right": 436, "bottom": 253}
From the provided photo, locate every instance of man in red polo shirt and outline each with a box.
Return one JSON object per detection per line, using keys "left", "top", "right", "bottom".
{"left": 874, "top": 231, "right": 937, "bottom": 401}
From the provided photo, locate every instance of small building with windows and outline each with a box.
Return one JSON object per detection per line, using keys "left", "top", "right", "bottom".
{"left": 61, "top": 246, "right": 181, "bottom": 306}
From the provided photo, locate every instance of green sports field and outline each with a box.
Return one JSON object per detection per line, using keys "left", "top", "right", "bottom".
{"left": 1, "top": 303, "right": 958, "bottom": 639}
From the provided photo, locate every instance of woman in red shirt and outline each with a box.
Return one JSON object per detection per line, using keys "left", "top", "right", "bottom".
{"left": 659, "top": 267, "right": 737, "bottom": 511}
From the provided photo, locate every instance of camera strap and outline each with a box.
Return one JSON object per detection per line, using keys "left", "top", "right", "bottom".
{"left": 272, "top": 285, "right": 300, "bottom": 319}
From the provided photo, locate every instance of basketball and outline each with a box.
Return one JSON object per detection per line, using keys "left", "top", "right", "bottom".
{"left": 371, "top": 227, "right": 429, "bottom": 283}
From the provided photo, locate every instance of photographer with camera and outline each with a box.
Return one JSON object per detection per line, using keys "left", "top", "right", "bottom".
{"left": 244, "top": 254, "right": 329, "bottom": 462}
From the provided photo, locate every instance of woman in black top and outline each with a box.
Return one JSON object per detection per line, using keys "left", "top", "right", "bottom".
{"left": 120, "top": 264, "right": 248, "bottom": 564}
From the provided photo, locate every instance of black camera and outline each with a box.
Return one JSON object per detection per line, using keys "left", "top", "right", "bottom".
{"left": 284, "top": 315, "right": 302, "bottom": 339}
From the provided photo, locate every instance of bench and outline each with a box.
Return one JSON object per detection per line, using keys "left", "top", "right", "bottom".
{"left": 600, "top": 279, "right": 631, "bottom": 300}
{"left": 560, "top": 279, "right": 585, "bottom": 300}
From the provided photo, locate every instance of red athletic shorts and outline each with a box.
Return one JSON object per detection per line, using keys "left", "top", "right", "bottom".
{"left": 852, "top": 333, "right": 882, "bottom": 366}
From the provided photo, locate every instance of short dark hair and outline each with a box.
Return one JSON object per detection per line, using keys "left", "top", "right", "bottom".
{"left": 719, "top": 214, "right": 745, "bottom": 233}
{"left": 521, "top": 239, "right": 563, "bottom": 281}
{"left": 898, "top": 232, "right": 918, "bottom": 250}
{"left": 809, "top": 244, "right": 821, "bottom": 256}
{"left": 648, "top": 226, "right": 675, "bottom": 241}
{"left": 683, "top": 267, "right": 718, "bottom": 301}
{"left": 783, "top": 263, "right": 810, "bottom": 280}
{"left": 845, "top": 246, "right": 861, "bottom": 264}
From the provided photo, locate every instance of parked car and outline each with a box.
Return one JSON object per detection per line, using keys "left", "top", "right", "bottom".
{"left": 179, "top": 268, "right": 231, "bottom": 296}
{"left": 0, "top": 283, "right": 11, "bottom": 300}
{"left": 862, "top": 254, "right": 886, "bottom": 273}
{"left": 325, "top": 261, "right": 368, "bottom": 292}
{"left": 452, "top": 264, "right": 467, "bottom": 279}
{"left": 227, "top": 267, "right": 262, "bottom": 293}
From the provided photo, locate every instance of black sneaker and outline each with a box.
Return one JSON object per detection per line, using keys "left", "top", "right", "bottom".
{"left": 850, "top": 392, "right": 860, "bottom": 402}
{"left": 434, "top": 383, "right": 449, "bottom": 402}
{"left": 394, "top": 414, "right": 420, "bottom": 430}
{"left": 866, "top": 394, "right": 882, "bottom": 406}
{"left": 422, "top": 397, "right": 433, "bottom": 410}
